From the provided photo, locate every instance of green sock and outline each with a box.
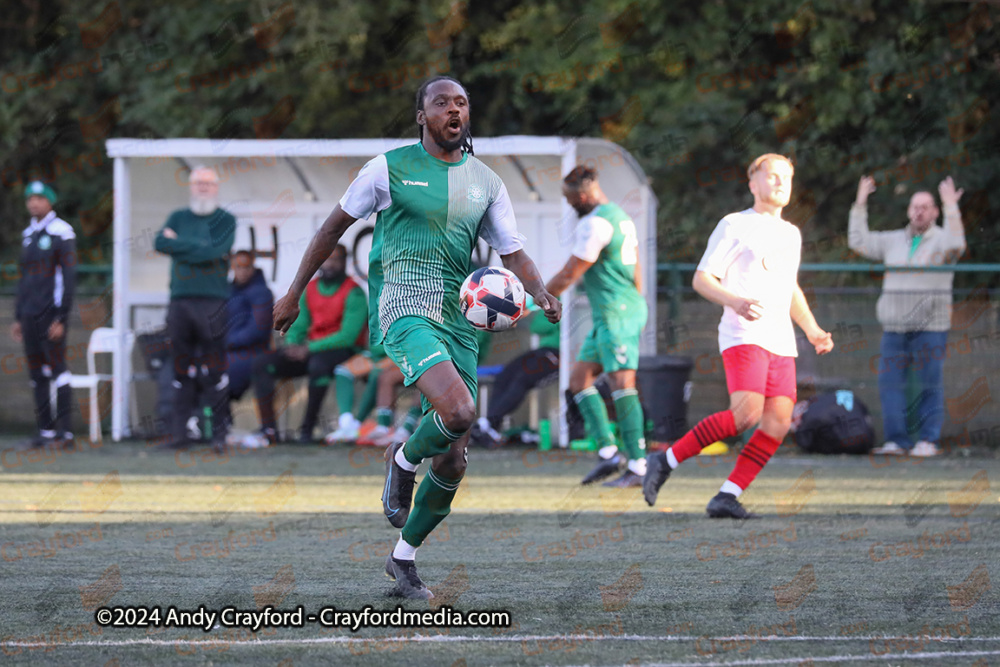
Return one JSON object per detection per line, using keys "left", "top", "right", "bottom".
{"left": 376, "top": 407, "right": 393, "bottom": 428}
{"left": 401, "top": 468, "right": 462, "bottom": 547}
{"left": 612, "top": 389, "right": 646, "bottom": 461}
{"left": 573, "top": 387, "right": 616, "bottom": 450}
{"left": 355, "top": 367, "right": 381, "bottom": 421}
{"left": 333, "top": 367, "right": 355, "bottom": 416}
{"left": 402, "top": 406, "right": 422, "bottom": 433}
{"left": 401, "top": 410, "right": 461, "bottom": 465}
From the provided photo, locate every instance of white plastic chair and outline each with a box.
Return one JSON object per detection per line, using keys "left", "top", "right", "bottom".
{"left": 51, "top": 327, "right": 134, "bottom": 443}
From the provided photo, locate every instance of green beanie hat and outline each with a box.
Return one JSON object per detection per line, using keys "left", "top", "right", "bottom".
{"left": 24, "top": 180, "right": 57, "bottom": 205}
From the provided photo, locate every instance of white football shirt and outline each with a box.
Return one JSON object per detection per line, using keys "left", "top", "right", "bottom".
{"left": 696, "top": 208, "right": 802, "bottom": 356}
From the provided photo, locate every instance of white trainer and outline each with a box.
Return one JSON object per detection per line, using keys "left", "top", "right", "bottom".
{"left": 324, "top": 424, "right": 359, "bottom": 444}
{"left": 911, "top": 441, "right": 940, "bottom": 457}
{"left": 357, "top": 424, "right": 390, "bottom": 446}
{"left": 872, "top": 441, "right": 905, "bottom": 455}
{"left": 324, "top": 413, "right": 361, "bottom": 444}
{"left": 240, "top": 432, "right": 271, "bottom": 448}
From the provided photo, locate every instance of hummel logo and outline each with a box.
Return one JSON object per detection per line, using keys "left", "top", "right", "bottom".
{"left": 419, "top": 351, "right": 442, "bottom": 367}
{"left": 614, "top": 345, "right": 628, "bottom": 365}
{"left": 402, "top": 179, "right": 429, "bottom": 187}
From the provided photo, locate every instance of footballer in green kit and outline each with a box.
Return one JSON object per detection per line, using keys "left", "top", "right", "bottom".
{"left": 546, "top": 166, "right": 649, "bottom": 488}
{"left": 273, "top": 76, "right": 561, "bottom": 599}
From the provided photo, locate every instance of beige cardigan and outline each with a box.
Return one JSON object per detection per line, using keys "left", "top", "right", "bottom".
{"left": 848, "top": 203, "right": 966, "bottom": 332}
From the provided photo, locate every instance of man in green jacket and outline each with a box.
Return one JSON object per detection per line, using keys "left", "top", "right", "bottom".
{"left": 154, "top": 166, "right": 236, "bottom": 451}
{"left": 249, "top": 244, "right": 367, "bottom": 444}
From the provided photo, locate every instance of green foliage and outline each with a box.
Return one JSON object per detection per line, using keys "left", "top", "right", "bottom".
{"left": 1, "top": 0, "right": 997, "bottom": 287}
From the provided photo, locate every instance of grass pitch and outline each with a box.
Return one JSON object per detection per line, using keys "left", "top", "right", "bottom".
{"left": 1, "top": 437, "right": 999, "bottom": 666}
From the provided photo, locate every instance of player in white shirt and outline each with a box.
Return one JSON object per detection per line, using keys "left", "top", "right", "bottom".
{"left": 643, "top": 154, "right": 834, "bottom": 518}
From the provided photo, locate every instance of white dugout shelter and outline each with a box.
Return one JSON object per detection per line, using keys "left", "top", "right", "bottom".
{"left": 106, "top": 137, "right": 658, "bottom": 444}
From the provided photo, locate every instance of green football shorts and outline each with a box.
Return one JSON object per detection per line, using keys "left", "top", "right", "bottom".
{"left": 577, "top": 309, "right": 647, "bottom": 372}
{"left": 383, "top": 315, "right": 479, "bottom": 412}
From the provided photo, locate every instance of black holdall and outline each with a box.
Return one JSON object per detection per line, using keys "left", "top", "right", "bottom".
{"left": 790, "top": 390, "right": 875, "bottom": 455}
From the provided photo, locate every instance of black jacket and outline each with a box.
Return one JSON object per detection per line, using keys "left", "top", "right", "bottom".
{"left": 16, "top": 211, "right": 77, "bottom": 325}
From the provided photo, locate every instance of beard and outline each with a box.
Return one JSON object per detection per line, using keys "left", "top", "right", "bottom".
{"left": 427, "top": 120, "right": 471, "bottom": 153}
{"left": 190, "top": 195, "right": 219, "bottom": 216}
{"left": 318, "top": 268, "right": 346, "bottom": 283}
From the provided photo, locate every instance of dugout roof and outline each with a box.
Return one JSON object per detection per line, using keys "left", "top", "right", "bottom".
{"left": 106, "top": 137, "right": 658, "bottom": 442}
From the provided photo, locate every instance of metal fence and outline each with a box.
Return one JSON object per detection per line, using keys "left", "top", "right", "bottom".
{"left": 656, "top": 263, "right": 1000, "bottom": 450}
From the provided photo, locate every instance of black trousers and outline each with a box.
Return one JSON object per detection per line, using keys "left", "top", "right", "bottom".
{"left": 20, "top": 314, "right": 71, "bottom": 438}
{"left": 487, "top": 347, "right": 559, "bottom": 429}
{"left": 167, "top": 297, "right": 229, "bottom": 443}
{"left": 252, "top": 347, "right": 354, "bottom": 434}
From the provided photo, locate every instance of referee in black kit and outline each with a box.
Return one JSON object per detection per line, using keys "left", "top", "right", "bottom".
{"left": 10, "top": 181, "right": 78, "bottom": 449}
{"left": 154, "top": 166, "right": 236, "bottom": 452}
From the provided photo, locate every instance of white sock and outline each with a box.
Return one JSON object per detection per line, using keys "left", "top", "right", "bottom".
{"left": 598, "top": 444, "right": 619, "bottom": 460}
{"left": 392, "top": 535, "right": 417, "bottom": 561}
{"left": 395, "top": 447, "right": 418, "bottom": 472}
{"left": 720, "top": 480, "right": 743, "bottom": 497}
{"left": 628, "top": 458, "right": 647, "bottom": 475}
{"left": 338, "top": 412, "right": 357, "bottom": 429}
{"left": 665, "top": 448, "right": 679, "bottom": 470}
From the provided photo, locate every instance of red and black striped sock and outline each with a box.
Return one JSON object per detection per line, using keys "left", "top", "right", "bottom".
{"left": 726, "top": 429, "right": 782, "bottom": 492}
{"left": 670, "top": 410, "right": 737, "bottom": 465}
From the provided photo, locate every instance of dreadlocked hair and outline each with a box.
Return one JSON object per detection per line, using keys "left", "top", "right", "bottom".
{"left": 415, "top": 75, "right": 475, "bottom": 156}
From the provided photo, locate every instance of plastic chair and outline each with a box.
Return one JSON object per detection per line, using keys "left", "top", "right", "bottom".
{"left": 51, "top": 327, "right": 135, "bottom": 443}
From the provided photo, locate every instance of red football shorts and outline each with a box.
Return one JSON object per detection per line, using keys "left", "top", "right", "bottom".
{"left": 721, "top": 344, "right": 797, "bottom": 400}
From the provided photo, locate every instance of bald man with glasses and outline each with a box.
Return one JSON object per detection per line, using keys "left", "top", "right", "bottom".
{"left": 849, "top": 175, "right": 967, "bottom": 457}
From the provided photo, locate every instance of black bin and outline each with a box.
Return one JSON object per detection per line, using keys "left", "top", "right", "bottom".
{"left": 636, "top": 355, "right": 693, "bottom": 442}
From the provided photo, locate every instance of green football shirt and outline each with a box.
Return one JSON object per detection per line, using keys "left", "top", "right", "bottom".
{"left": 572, "top": 201, "right": 644, "bottom": 322}
{"left": 339, "top": 143, "right": 524, "bottom": 345}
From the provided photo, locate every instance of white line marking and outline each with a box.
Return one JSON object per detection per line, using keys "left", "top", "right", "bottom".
{"left": 4, "top": 634, "right": 1000, "bottom": 650}
{"left": 584, "top": 649, "right": 1000, "bottom": 666}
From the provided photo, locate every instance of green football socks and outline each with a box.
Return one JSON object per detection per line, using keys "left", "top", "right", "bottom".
{"left": 573, "top": 387, "right": 616, "bottom": 450}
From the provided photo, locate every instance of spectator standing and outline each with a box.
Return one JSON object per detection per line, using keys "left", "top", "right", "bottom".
{"left": 10, "top": 181, "right": 77, "bottom": 449}
{"left": 153, "top": 166, "right": 236, "bottom": 451}
{"left": 848, "top": 175, "right": 966, "bottom": 457}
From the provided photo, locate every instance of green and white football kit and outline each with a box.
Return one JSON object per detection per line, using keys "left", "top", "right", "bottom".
{"left": 340, "top": 142, "right": 523, "bottom": 548}
{"left": 571, "top": 202, "right": 648, "bottom": 473}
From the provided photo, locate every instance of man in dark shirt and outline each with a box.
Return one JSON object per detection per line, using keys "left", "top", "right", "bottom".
{"left": 10, "top": 181, "right": 77, "bottom": 449}
{"left": 244, "top": 244, "right": 366, "bottom": 446}
{"left": 154, "top": 166, "right": 236, "bottom": 451}
{"left": 226, "top": 250, "right": 274, "bottom": 403}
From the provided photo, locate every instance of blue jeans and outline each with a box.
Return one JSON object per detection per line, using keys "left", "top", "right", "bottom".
{"left": 877, "top": 331, "right": 948, "bottom": 449}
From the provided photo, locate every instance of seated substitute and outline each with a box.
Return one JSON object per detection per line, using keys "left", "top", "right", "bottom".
{"left": 221, "top": 250, "right": 274, "bottom": 427}
{"left": 246, "top": 244, "right": 366, "bottom": 445}
{"left": 325, "top": 343, "right": 397, "bottom": 444}
{"left": 471, "top": 306, "right": 560, "bottom": 446}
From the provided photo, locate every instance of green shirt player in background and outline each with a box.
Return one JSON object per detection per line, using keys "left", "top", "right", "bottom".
{"left": 546, "top": 166, "right": 648, "bottom": 488}
{"left": 273, "top": 76, "right": 561, "bottom": 599}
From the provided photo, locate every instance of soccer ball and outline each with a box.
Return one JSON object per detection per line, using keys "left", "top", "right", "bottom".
{"left": 460, "top": 266, "right": 526, "bottom": 331}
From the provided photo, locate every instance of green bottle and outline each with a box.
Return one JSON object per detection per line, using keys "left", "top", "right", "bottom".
{"left": 538, "top": 419, "right": 551, "bottom": 451}
{"left": 203, "top": 406, "right": 213, "bottom": 441}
